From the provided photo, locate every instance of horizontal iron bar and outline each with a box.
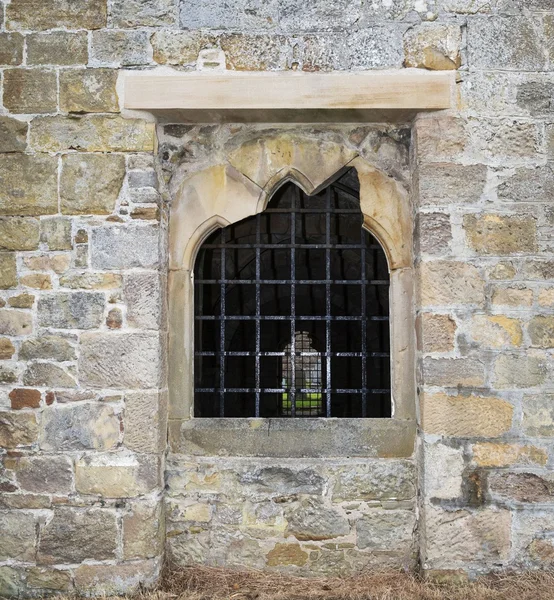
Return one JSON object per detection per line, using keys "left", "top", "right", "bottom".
{"left": 196, "top": 279, "right": 390, "bottom": 285}
{"left": 196, "top": 315, "right": 389, "bottom": 321}
{"left": 201, "top": 243, "right": 383, "bottom": 250}
{"left": 195, "top": 388, "right": 391, "bottom": 394}
{"left": 259, "top": 208, "right": 361, "bottom": 214}
{"left": 195, "top": 351, "right": 390, "bottom": 358}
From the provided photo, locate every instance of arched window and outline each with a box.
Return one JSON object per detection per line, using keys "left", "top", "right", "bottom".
{"left": 193, "top": 169, "right": 391, "bottom": 418}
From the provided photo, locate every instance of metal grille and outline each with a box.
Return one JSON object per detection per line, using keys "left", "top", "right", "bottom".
{"left": 194, "top": 169, "right": 391, "bottom": 418}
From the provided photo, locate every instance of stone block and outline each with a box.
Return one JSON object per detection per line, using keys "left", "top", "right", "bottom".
{"left": 516, "top": 81, "right": 554, "bottom": 116}
{"left": 404, "top": 24, "right": 461, "bottom": 70}
{"left": 468, "top": 16, "right": 547, "bottom": 71}
{"left": 74, "top": 560, "right": 159, "bottom": 596}
{"left": 414, "top": 116, "right": 467, "bottom": 163}
{"left": 528, "top": 316, "right": 554, "bottom": 348}
{"left": 91, "top": 225, "right": 159, "bottom": 269}
{"left": 499, "top": 165, "right": 554, "bottom": 206}
{"left": 464, "top": 214, "right": 537, "bottom": 255}
{"left": 0, "top": 154, "right": 58, "bottom": 216}
{"left": 331, "top": 460, "right": 415, "bottom": 502}
{"left": 0, "top": 254, "right": 17, "bottom": 290}
{"left": 59, "top": 68, "right": 119, "bottom": 113}
{"left": 3, "top": 68, "right": 57, "bottom": 114}
{"left": 357, "top": 510, "right": 414, "bottom": 551}
{"left": 416, "top": 212, "right": 452, "bottom": 255}
{"left": 491, "top": 285, "right": 533, "bottom": 307}
{"left": 0, "top": 567, "right": 20, "bottom": 598}
{"left": 0, "top": 511, "right": 36, "bottom": 561}
{"left": 494, "top": 353, "right": 547, "bottom": 388}
{"left": 110, "top": 0, "right": 175, "bottom": 26}
{"left": 9, "top": 388, "right": 41, "bottom": 409}
{"left": 27, "top": 31, "right": 88, "bottom": 65}
{"left": 31, "top": 115, "right": 154, "bottom": 153}
{"left": 61, "top": 154, "right": 125, "bottom": 215}
{"left": 40, "top": 217, "right": 72, "bottom": 251}
{"left": 106, "top": 307, "right": 123, "bottom": 329}
{"left": 11, "top": 455, "right": 73, "bottom": 494}
{"left": 418, "top": 261, "right": 485, "bottom": 307}
{"left": 425, "top": 442, "right": 464, "bottom": 500}
{"left": 523, "top": 395, "right": 554, "bottom": 437}
{"left": 219, "top": 33, "right": 289, "bottom": 70}
{"left": 421, "top": 392, "right": 513, "bottom": 437}
{"left": 521, "top": 260, "right": 554, "bottom": 281}
{"left": 123, "top": 498, "right": 163, "bottom": 559}
{"left": 124, "top": 391, "right": 165, "bottom": 453}
{"left": 38, "top": 292, "right": 105, "bottom": 330}
{"left": 424, "top": 506, "right": 511, "bottom": 567}
{"left": 80, "top": 332, "right": 160, "bottom": 389}
{"left": 285, "top": 498, "right": 349, "bottom": 541}
{"left": 59, "top": 272, "right": 122, "bottom": 290}
{"left": 417, "top": 313, "right": 456, "bottom": 353}
{"left": 280, "top": 0, "right": 359, "bottom": 32}
{"left": 0, "top": 217, "right": 39, "bottom": 250}
{"left": 91, "top": 30, "right": 151, "bottom": 66}
{"left": 24, "top": 254, "right": 70, "bottom": 275}
{"left": 38, "top": 508, "right": 117, "bottom": 565}
{"left": 131, "top": 207, "right": 159, "bottom": 221}
{"left": 470, "top": 118, "right": 540, "bottom": 161}
{"left": 6, "top": 0, "right": 107, "bottom": 30}
{"left": 8, "top": 293, "right": 35, "bottom": 309}
{"left": 0, "top": 309, "right": 32, "bottom": 335}
{"left": 489, "top": 471, "right": 554, "bottom": 504}
{"left": 39, "top": 403, "right": 119, "bottom": 451}
{"left": 179, "top": 0, "right": 278, "bottom": 30}
{"left": 0, "top": 338, "right": 15, "bottom": 359}
{"left": 0, "top": 411, "right": 39, "bottom": 447}
{"left": 151, "top": 30, "right": 211, "bottom": 65}
{"left": 26, "top": 568, "right": 72, "bottom": 592}
{"left": 20, "top": 274, "right": 52, "bottom": 289}
{"left": 240, "top": 465, "right": 325, "bottom": 496}
{"left": 0, "top": 116, "right": 27, "bottom": 152}
{"left": 0, "top": 365, "right": 18, "bottom": 384}
{"left": 0, "top": 32, "right": 23, "bottom": 66}
{"left": 538, "top": 287, "right": 554, "bottom": 307}
{"left": 470, "top": 315, "right": 523, "bottom": 348}
{"left": 124, "top": 272, "right": 161, "bottom": 329}
{"left": 423, "top": 357, "right": 485, "bottom": 387}
{"left": 473, "top": 443, "right": 547, "bottom": 468}
{"left": 23, "top": 363, "right": 76, "bottom": 388}
{"left": 417, "top": 163, "right": 486, "bottom": 205}
{"left": 266, "top": 543, "right": 308, "bottom": 567}
{"left": 19, "top": 335, "right": 76, "bottom": 362}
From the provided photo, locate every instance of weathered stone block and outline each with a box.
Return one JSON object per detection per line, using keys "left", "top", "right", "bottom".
{"left": 40, "top": 217, "right": 72, "bottom": 251}
{"left": 417, "top": 212, "right": 452, "bottom": 255}
{"left": 538, "top": 287, "right": 554, "bottom": 307}
{"left": 494, "top": 354, "right": 547, "bottom": 388}
{"left": 470, "top": 118, "right": 540, "bottom": 161}
{"left": 74, "top": 560, "right": 159, "bottom": 595}
{"left": 0, "top": 217, "right": 39, "bottom": 250}
{"left": 417, "top": 163, "right": 486, "bottom": 205}
{"left": 110, "top": 0, "right": 175, "bottom": 26}
{"left": 19, "top": 335, "right": 76, "bottom": 362}
{"left": 0, "top": 338, "right": 16, "bottom": 359}
{"left": 425, "top": 442, "right": 464, "bottom": 500}
{"left": 179, "top": 0, "right": 278, "bottom": 30}
{"left": 528, "top": 316, "right": 554, "bottom": 349}
{"left": 424, "top": 506, "right": 511, "bottom": 567}
{"left": 27, "top": 31, "right": 88, "bottom": 65}
{"left": 24, "top": 254, "right": 70, "bottom": 275}
{"left": 0, "top": 365, "right": 18, "bottom": 384}
{"left": 6, "top": 0, "right": 107, "bottom": 30}
{"left": 219, "top": 33, "right": 289, "bottom": 70}
{"left": 123, "top": 498, "right": 163, "bottom": 559}
{"left": 239, "top": 465, "right": 325, "bottom": 496}
{"left": 423, "top": 357, "right": 485, "bottom": 387}
{"left": 470, "top": 315, "right": 523, "bottom": 348}
{"left": 124, "top": 391, "right": 165, "bottom": 453}
{"left": 23, "top": 363, "right": 76, "bottom": 388}
{"left": 464, "top": 214, "right": 537, "bottom": 255}
{"left": 491, "top": 285, "right": 533, "bottom": 307}
{"left": 468, "top": 16, "right": 546, "bottom": 71}
{"left": 516, "top": 81, "right": 554, "bottom": 117}
{"left": 285, "top": 498, "right": 349, "bottom": 541}
{"left": 522, "top": 259, "right": 554, "bottom": 281}
{"left": 421, "top": 392, "right": 513, "bottom": 437}
{"left": 38, "top": 292, "right": 104, "bottom": 330}
{"left": 20, "top": 274, "right": 52, "bottom": 289}
{"left": 31, "top": 115, "right": 154, "bottom": 153}
{"left": 3, "top": 68, "right": 57, "bottom": 114}
{"left": 0, "top": 254, "right": 17, "bottom": 290}
{"left": 8, "top": 293, "right": 34, "bottom": 309}
{"left": 0, "top": 309, "right": 32, "bottom": 336}
{"left": 418, "top": 313, "right": 456, "bottom": 353}
{"left": 489, "top": 471, "right": 554, "bottom": 504}
{"left": 0, "top": 154, "right": 58, "bottom": 216}
{"left": 0, "top": 32, "right": 23, "bottom": 65}
{"left": 106, "top": 307, "right": 123, "bottom": 329}
{"left": 39, "top": 403, "right": 119, "bottom": 451}
{"left": 11, "top": 455, "right": 73, "bottom": 494}
{"left": 59, "top": 68, "right": 119, "bottom": 113}
{"left": 0, "top": 567, "right": 20, "bottom": 598}
{"left": 473, "top": 443, "right": 547, "bottom": 468}
{"left": 151, "top": 30, "right": 210, "bottom": 65}
{"left": 38, "top": 508, "right": 117, "bottom": 565}
{"left": 91, "top": 30, "right": 151, "bottom": 66}
{"left": 0, "top": 116, "right": 27, "bottom": 152}
{"left": 357, "top": 510, "right": 414, "bottom": 551}
{"left": 266, "top": 543, "right": 308, "bottom": 567}
{"left": 76, "top": 451, "right": 159, "bottom": 497}
{"left": 523, "top": 395, "right": 554, "bottom": 437}
{"left": 9, "top": 388, "right": 41, "bottom": 409}
{"left": 0, "top": 512, "right": 36, "bottom": 561}
{"left": 404, "top": 24, "right": 461, "bottom": 70}
{"left": 61, "top": 154, "right": 125, "bottom": 215}
{"left": 414, "top": 116, "right": 466, "bottom": 163}
{"left": 419, "top": 261, "right": 485, "bottom": 307}
{"left": 124, "top": 272, "right": 161, "bottom": 330}
{"left": 0, "top": 411, "right": 39, "bottom": 447}
{"left": 59, "top": 272, "right": 122, "bottom": 290}
{"left": 26, "top": 568, "right": 72, "bottom": 592}
{"left": 91, "top": 225, "right": 159, "bottom": 269}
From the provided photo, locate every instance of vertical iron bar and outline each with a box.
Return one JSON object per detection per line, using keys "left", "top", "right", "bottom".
{"left": 255, "top": 213, "right": 261, "bottom": 417}
{"left": 360, "top": 222, "right": 367, "bottom": 417}
{"left": 290, "top": 187, "right": 297, "bottom": 417}
{"left": 325, "top": 187, "right": 332, "bottom": 417}
{"left": 219, "top": 228, "right": 226, "bottom": 417}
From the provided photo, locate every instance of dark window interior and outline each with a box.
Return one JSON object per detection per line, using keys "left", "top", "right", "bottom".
{"left": 194, "top": 168, "right": 391, "bottom": 418}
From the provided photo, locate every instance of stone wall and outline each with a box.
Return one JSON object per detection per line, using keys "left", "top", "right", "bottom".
{"left": 0, "top": 0, "right": 553, "bottom": 595}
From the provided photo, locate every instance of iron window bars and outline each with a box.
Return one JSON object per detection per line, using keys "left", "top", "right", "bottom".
{"left": 194, "top": 169, "right": 391, "bottom": 418}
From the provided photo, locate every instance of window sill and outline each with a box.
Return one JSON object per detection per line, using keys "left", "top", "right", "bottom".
{"left": 169, "top": 417, "right": 416, "bottom": 458}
